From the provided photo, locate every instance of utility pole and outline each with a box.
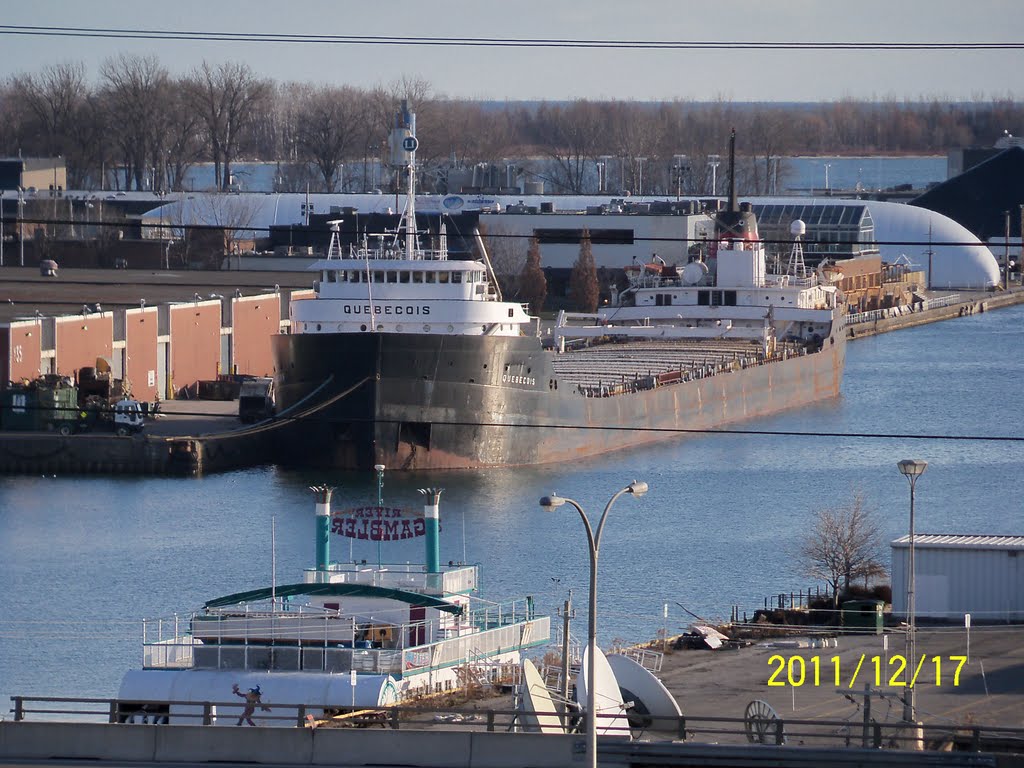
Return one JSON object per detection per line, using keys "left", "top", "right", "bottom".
{"left": 1005, "top": 211, "right": 1011, "bottom": 290}
{"left": 559, "top": 590, "right": 575, "bottom": 710}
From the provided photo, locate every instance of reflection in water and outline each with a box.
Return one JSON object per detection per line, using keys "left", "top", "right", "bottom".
{"left": 1, "top": 307, "right": 1021, "bottom": 703}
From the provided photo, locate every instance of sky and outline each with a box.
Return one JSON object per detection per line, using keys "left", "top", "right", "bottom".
{"left": 1, "top": 0, "right": 1022, "bottom": 102}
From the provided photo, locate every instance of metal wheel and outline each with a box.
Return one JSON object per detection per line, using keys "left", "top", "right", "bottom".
{"left": 744, "top": 699, "right": 783, "bottom": 744}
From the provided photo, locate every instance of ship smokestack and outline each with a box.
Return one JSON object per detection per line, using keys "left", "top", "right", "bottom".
{"left": 310, "top": 485, "right": 334, "bottom": 573}
{"left": 417, "top": 487, "right": 444, "bottom": 574}
{"left": 727, "top": 128, "right": 738, "bottom": 213}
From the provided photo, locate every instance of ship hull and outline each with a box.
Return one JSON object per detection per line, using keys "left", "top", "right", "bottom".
{"left": 272, "top": 328, "right": 846, "bottom": 471}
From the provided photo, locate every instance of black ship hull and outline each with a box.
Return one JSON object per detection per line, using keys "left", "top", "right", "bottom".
{"left": 272, "top": 329, "right": 846, "bottom": 471}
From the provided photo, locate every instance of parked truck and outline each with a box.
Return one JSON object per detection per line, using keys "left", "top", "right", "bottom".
{"left": 238, "top": 377, "right": 275, "bottom": 423}
{"left": 1, "top": 376, "right": 144, "bottom": 436}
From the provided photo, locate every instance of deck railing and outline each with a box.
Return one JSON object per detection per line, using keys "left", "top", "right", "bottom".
{"left": 142, "top": 600, "right": 548, "bottom": 675}
{"left": 9, "top": 693, "right": 1023, "bottom": 753}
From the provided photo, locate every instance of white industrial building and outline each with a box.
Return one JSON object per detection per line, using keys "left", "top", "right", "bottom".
{"left": 891, "top": 534, "right": 1024, "bottom": 622}
{"left": 138, "top": 192, "right": 1002, "bottom": 290}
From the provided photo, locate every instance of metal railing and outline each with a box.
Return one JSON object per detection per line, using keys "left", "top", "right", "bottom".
{"left": 142, "top": 609, "right": 549, "bottom": 675}
{"left": 9, "top": 694, "right": 1024, "bottom": 752}
{"left": 848, "top": 294, "right": 961, "bottom": 326}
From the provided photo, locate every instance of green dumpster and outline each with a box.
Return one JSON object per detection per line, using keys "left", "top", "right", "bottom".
{"left": 841, "top": 599, "right": 884, "bottom": 634}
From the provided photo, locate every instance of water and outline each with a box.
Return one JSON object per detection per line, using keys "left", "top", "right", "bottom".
{"left": 1, "top": 307, "right": 1021, "bottom": 706}
{"left": 785, "top": 156, "right": 947, "bottom": 194}
{"left": 181, "top": 157, "right": 945, "bottom": 195}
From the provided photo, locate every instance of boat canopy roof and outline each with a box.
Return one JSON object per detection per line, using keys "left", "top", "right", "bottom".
{"left": 204, "top": 582, "right": 464, "bottom": 615}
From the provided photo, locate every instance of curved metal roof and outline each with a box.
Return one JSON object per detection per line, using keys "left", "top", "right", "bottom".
{"left": 204, "top": 582, "right": 463, "bottom": 615}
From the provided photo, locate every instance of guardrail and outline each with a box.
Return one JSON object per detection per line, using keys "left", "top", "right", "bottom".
{"left": 847, "top": 295, "right": 961, "bottom": 326}
{"left": 8, "top": 695, "right": 1024, "bottom": 752}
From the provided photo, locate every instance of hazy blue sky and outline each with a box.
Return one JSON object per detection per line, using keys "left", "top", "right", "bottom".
{"left": 2, "top": 0, "right": 1021, "bottom": 101}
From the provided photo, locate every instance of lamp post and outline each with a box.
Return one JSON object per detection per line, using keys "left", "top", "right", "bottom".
{"left": 636, "top": 158, "right": 647, "bottom": 196}
{"left": 673, "top": 155, "right": 687, "bottom": 200}
{"left": 708, "top": 155, "right": 721, "bottom": 196}
{"left": 374, "top": 464, "right": 385, "bottom": 568}
{"left": 17, "top": 188, "right": 26, "bottom": 267}
{"left": 539, "top": 481, "right": 648, "bottom": 768}
{"left": 897, "top": 459, "right": 927, "bottom": 724}
{"left": 824, "top": 163, "right": 832, "bottom": 193}
{"left": 597, "top": 156, "right": 613, "bottom": 194}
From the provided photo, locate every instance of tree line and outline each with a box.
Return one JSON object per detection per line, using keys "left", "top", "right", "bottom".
{"left": 2, "top": 56, "right": 1021, "bottom": 195}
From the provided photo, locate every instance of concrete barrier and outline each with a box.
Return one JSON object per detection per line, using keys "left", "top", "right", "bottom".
{"left": 468, "top": 731, "right": 580, "bottom": 768}
{"left": 0, "top": 722, "right": 157, "bottom": 761}
{"left": 311, "top": 728, "right": 474, "bottom": 768}
{"left": 154, "top": 724, "right": 314, "bottom": 763}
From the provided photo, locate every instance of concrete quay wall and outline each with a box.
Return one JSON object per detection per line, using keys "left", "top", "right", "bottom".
{"left": 2, "top": 722, "right": 1015, "bottom": 767}
{"left": 0, "top": 722, "right": 580, "bottom": 768}
{"left": 0, "top": 426, "right": 277, "bottom": 476}
{"left": 847, "top": 288, "right": 1024, "bottom": 339}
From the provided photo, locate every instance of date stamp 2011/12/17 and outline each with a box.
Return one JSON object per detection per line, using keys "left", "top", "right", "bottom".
{"left": 767, "top": 654, "right": 967, "bottom": 688}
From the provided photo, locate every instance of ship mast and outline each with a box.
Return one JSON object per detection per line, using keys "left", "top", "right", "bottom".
{"left": 389, "top": 100, "right": 419, "bottom": 260}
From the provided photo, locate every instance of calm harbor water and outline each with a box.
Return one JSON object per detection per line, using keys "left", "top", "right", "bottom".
{"left": 182, "top": 156, "right": 946, "bottom": 195}
{"left": 1, "top": 305, "right": 1022, "bottom": 706}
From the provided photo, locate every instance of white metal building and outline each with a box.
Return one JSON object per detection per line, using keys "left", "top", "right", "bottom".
{"left": 891, "top": 534, "right": 1024, "bottom": 622}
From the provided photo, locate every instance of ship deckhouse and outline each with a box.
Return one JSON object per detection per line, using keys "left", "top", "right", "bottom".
{"left": 289, "top": 99, "right": 533, "bottom": 339}
{"left": 292, "top": 238, "right": 532, "bottom": 337}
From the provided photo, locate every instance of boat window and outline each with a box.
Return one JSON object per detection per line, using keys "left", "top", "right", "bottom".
{"left": 425, "top": 272, "right": 436, "bottom": 283}
{"left": 373, "top": 271, "right": 384, "bottom": 283}
{"left": 439, "top": 272, "right": 450, "bottom": 284}
{"left": 412, "top": 272, "right": 424, "bottom": 283}
{"left": 452, "top": 272, "right": 462, "bottom": 284}
{"left": 387, "top": 271, "right": 398, "bottom": 283}
{"left": 399, "top": 271, "right": 410, "bottom": 283}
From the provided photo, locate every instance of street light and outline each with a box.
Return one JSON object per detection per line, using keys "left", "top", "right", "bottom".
{"left": 635, "top": 158, "right": 647, "bottom": 196}
{"left": 673, "top": 155, "right": 688, "bottom": 200}
{"left": 708, "top": 155, "right": 721, "bottom": 196}
{"left": 897, "top": 458, "right": 927, "bottom": 724}
{"left": 17, "top": 188, "right": 26, "bottom": 267}
{"left": 824, "top": 163, "right": 832, "bottom": 193}
{"left": 374, "top": 464, "right": 386, "bottom": 568}
{"left": 539, "top": 480, "right": 648, "bottom": 768}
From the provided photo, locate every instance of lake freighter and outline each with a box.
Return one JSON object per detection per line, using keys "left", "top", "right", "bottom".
{"left": 272, "top": 118, "right": 845, "bottom": 471}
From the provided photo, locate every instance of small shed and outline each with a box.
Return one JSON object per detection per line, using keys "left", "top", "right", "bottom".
{"left": 891, "top": 534, "right": 1024, "bottom": 622}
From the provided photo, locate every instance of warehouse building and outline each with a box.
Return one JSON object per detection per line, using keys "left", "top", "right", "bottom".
{"left": 891, "top": 534, "right": 1024, "bottom": 622}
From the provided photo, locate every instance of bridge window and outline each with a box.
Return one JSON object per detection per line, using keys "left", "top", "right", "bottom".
{"left": 412, "top": 271, "right": 424, "bottom": 283}
{"left": 399, "top": 271, "right": 410, "bottom": 283}
{"left": 438, "top": 272, "right": 450, "bottom": 284}
{"left": 425, "top": 272, "right": 436, "bottom": 284}
{"left": 452, "top": 272, "right": 462, "bottom": 284}
{"left": 387, "top": 271, "right": 398, "bottom": 283}
{"left": 373, "top": 271, "right": 384, "bottom": 283}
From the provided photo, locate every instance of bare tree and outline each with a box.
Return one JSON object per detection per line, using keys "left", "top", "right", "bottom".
{"left": 162, "top": 78, "right": 205, "bottom": 191}
{"left": 293, "top": 84, "right": 364, "bottom": 192}
{"left": 800, "top": 493, "right": 887, "bottom": 607}
{"left": 532, "top": 100, "right": 602, "bottom": 193}
{"left": 185, "top": 61, "right": 271, "bottom": 190}
{"left": 101, "top": 54, "right": 170, "bottom": 191}
{"left": 10, "top": 62, "right": 88, "bottom": 184}
{"left": 569, "top": 229, "right": 599, "bottom": 312}
{"left": 519, "top": 236, "right": 547, "bottom": 315}
{"left": 478, "top": 222, "right": 524, "bottom": 299}
{"left": 188, "top": 194, "right": 262, "bottom": 268}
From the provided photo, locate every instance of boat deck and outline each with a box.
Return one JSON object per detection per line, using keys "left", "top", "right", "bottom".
{"left": 551, "top": 339, "right": 803, "bottom": 391}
